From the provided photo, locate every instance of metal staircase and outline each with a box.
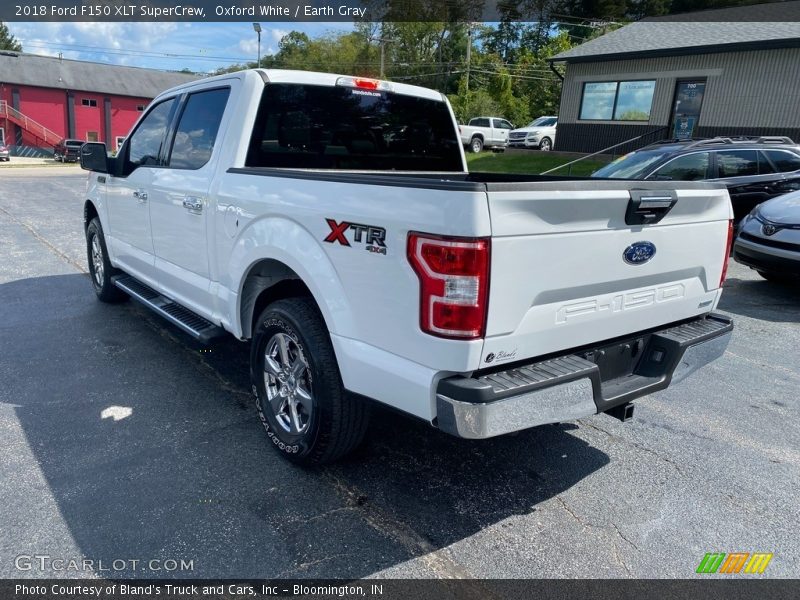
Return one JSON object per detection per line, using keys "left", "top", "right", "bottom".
{"left": 0, "top": 100, "right": 64, "bottom": 148}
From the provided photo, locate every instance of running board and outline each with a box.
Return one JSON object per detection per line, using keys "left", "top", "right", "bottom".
{"left": 112, "top": 275, "right": 226, "bottom": 343}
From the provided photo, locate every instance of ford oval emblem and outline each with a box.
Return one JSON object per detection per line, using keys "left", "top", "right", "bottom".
{"left": 623, "top": 241, "right": 656, "bottom": 265}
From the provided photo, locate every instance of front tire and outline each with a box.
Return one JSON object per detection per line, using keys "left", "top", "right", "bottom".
{"left": 470, "top": 136, "right": 484, "bottom": 153}
{"left": 251, "top": 298, "right": 370, "bottom": 465}
{"left": 86, "top": 218, "right": 128, "bottom": 303}
{"left": 539, "top": 137, "right": 552, "bottom": 152}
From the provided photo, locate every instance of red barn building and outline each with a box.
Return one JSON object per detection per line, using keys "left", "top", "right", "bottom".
{"left": 0, "top": 51, "right": 198, "bottom": 157}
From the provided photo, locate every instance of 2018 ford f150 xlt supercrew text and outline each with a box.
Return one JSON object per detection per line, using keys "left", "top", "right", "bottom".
{"left": 80, "top": 69, "right": 734, "bottom": 464}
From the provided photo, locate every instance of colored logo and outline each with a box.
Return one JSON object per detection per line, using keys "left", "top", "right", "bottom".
{"left": 696, "top": 552, "right": 773, "bottom": 574}
{"left": 623, "top": 241, "right": 656, "bottom": 265}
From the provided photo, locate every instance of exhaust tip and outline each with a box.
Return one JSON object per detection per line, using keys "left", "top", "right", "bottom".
{"left": 605, "top": 402, "right": 635, "bottom": 422}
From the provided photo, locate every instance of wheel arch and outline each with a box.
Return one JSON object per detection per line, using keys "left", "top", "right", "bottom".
{"left": 83, "top": 199, "right": 99, "bottom": 231}
{"left": 226, "top": 217, "right": 357, "bottom": 341}
{"left": 239, "top": 259, "right": 319, "bottom": 340}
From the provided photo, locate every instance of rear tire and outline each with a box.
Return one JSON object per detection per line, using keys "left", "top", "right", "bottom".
{"left": 86, "top": 218, "right": 128, "bottom": 303}
{"left": 251, "top": 297, "right": 370, "bottom": 465}
{"left": 539, "top": 137, "right": 552, "bottom": 152}
{"left": 470, "top": 136, "right": 484, "bottom": 153}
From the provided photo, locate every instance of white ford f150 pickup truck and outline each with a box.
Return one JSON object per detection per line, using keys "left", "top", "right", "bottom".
{"left": 80, "top": 69, "right": 734, "bottom": 464}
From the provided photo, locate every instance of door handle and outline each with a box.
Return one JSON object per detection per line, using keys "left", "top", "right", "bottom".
{"left": 133, "top": 189, "right": 148, "bottom": 202}
{"left": 183, "top": 197, "right": 203, "bottom": 212}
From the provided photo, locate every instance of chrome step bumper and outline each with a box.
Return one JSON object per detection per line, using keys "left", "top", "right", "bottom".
{"left": 436, "top": 314, "right": 732, "bottom": 439}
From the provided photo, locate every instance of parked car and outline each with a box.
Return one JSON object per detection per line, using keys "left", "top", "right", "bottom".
{"left": 459, "top": 117, "right": 514, "bottom": 153}
{"left": 733, "top": 190, "right": 800, "bottom": 282}
{"left": 79, "top": 69, "right": 733, "bottom": 464}
{"left": 54, "top": 139, "right": 84, "bottom": 163}
{"left": 591, "top": 137, "right": 800, "bottom": 222}
{"left": 508, "top": 116, "right": 557, "bottom": 151}
{"left": 0, "top": 143, "right": 9, "bottom": 161}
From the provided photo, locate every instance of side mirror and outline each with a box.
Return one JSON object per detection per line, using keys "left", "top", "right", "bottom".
{"left": 80, "top": 142, "right": 109, "bottom": 173}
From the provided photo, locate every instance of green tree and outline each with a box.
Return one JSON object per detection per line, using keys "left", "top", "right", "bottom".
{"left": 0, "top": 22, "right": 22, "bottom": 52}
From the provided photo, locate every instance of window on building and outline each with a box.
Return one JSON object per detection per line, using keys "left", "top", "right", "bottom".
{"left": 763, "top": 149, "right": 800, "bottom": 173}
{"left": 245, "top": 83, "right": 463, "bottom": 171}
{"left": 167, "top": 88, "right": 230, "bottom": 170}
{"left": 136, "top": 105, "right": 145, "bottom": 112}
{"left": 579, "top": 80, "right": 656, "bottom": 121}
{"left": 127, "top": 97, "right": 176, "bottom": 168}
{"left": 651, "top": 152, "right": 710, "bottom": 181}
{"left": 116, "top": 136, "right": 126, "bottom": 151}
{"left": 614, "top": 81, "right": 656, "bottom": 121}
{"left": 81, "top": 98, "right": 98, "bottom": 107}
{"left": 86, "top": 131, "right": 99, "bottom": 142}
{"left": 716, "top": 150, "right": 758, "bottom": 178}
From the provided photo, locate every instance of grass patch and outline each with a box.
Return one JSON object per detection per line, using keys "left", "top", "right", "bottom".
{"left": 466, "top": 150, "right": 610, "bottom": 177}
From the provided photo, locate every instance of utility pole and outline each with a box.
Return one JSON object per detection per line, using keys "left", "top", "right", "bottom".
{"left": 465, "top": 25, "right": 472, "bottom": 94}
{"left": 252, "top": 22, "right": 262, "bottom": 68}
{"left": 370, "top": 36, "right": 398, "bottom": 79}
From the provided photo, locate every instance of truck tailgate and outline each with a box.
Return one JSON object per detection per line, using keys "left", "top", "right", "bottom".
{"left": 482, "top": 180, "right": 732, "bottom": 365}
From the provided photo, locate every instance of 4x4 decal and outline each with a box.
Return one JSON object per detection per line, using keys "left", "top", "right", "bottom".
{"left": 324, "top": 219, "right": 387, "bottom": 254}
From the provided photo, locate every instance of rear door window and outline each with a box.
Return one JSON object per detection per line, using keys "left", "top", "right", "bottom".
{"left": 651, "top": 152, "right": 710, "bottom": 181}
{"left": 763, "top": 149, "right": 800, "bottom": 173}
{"left": 715, "top": 150, "right": 758, "bottom": 178}
{"left": 246, "top": 83, "right": 462, "bottom": 171}
{"left": 167, "top": 88, "right": 230, "bottom": 170}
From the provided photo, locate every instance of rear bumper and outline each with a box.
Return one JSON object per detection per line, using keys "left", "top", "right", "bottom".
{"left": 435, "top": 313, "right": 732, "bottom": 439}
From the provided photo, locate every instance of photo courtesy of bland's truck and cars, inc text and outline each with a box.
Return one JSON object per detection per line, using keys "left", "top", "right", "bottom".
{"left": 0, "top": 1, "right": 798, "bottom": 599}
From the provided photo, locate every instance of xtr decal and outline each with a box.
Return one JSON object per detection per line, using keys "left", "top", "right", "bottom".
{"left": 324, "top": 219, "right": 387, "bottom": 254}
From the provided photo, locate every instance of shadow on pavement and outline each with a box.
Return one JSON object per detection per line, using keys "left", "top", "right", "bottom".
{"left": 718, "top": 274, "right": 800, "bottom": 323}
{"left": 2, "top": 273, "right": 608, "bottom": 578}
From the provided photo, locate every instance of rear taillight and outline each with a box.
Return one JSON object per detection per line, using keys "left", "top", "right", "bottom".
{"left": 719, "top": 219, "right": 734, "bottom": 287}
{"left": 407, "top": 233, "right": 490, "bottom": 339}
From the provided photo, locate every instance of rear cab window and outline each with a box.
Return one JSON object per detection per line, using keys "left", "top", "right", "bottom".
{"left": 245, "top": 83, "right": 462, "bottom": 171}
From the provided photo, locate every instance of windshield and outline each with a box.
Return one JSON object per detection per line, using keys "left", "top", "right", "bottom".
{"left": 525, "top": 117, "right": 556, "bottom": 128}
{"left": 591, "top": 151, "right": 666, "bottom": 179}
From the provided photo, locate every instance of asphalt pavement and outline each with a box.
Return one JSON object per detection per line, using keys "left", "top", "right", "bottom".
{"left": 0, "top": 169, "right": 798, "bottom": 579}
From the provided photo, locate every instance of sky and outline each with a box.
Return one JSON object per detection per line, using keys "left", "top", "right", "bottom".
{"left": 6, "top": 22, "right": 355, "bottom": 73}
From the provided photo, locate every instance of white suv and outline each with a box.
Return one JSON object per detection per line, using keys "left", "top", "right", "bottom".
{"left": 508, "top": 116, "right": 557, "bottom": 151}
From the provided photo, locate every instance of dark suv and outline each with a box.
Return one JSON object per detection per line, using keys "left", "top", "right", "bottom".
{"left": 53, "top": 139, "right": 85, "bottom": 163}
{"left": 591, "top": 137, "right": 800, "bottom": 222}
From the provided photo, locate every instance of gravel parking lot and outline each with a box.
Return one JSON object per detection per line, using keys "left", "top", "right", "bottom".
{"left": 1, "top": 169, "right": 798, "bottom": 579}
